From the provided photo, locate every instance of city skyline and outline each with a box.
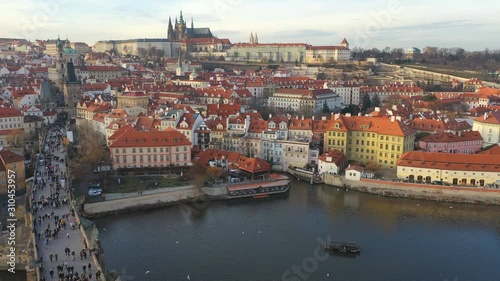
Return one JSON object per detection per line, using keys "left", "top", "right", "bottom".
{"left": 1, "top": 0, "right": 500, "bottom": 50}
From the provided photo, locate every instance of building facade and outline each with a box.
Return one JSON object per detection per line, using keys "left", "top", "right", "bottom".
{"left": 269, "top": 89, "right": 342, "bottom": 114}
{"left": 0, "top": 149, "right": 26, "bottom": 193}
{"left": 397, "top": 151, "right": 500, "bottom": 186}
{"left": 227, "top": 43, "right": 307, "bottom": 63}
{"left": 473, "top": 112, "right": 500, "bottom": 147}
{"left": 305, "top": 39, "right": 351, "bottom": 63}
{"left": 418, "top": 131, "right": 483, "bottom": 154}
{"left": 109, "top": 127, "right": 192, "bottom": 170}
{"left": 325, "top": 114, "right": 416, "bottom": 169}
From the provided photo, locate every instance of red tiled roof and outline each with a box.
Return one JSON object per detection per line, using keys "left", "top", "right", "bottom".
{"left": 419, "top": 131, "right": 483, "bottom": 143}
{"left": 109, "top": 127, "right": 191, "bottom": 148}
{"left": 0, "top": 107, "right": 23, "bottom": 117}
{"left": 0, "top": 149, "right": 24, "bottom": 163}
{"left": 319, "top": 150, "right": 346, "bottom": 166}
{"left": 329, "top": 115, "right": 415, "bottom": 137}
{"left": 398, "top": 151, "right": 500, "bottom": 173}
{"left": 475, "top": 111, "right": 500, "bottom": 124}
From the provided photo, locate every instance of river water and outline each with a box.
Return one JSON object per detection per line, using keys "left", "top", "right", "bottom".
{"left": 96, "top": 179, "right": 500, "bottom": 281}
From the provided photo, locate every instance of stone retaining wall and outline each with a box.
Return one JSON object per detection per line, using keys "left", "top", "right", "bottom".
{"left": 344, "top": 179, "right": 500, "bottom": 205}
{"left": 83, "top": 188, "right": 204, "bottom": 218}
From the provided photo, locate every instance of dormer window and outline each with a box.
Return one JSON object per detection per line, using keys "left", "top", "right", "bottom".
{"left": 335, "top": 123, "right": 340, "bottom": 129}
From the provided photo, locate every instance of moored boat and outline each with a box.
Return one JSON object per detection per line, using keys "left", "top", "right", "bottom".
{"left": 227, "top": 174, "right": 291, "bottom": 199}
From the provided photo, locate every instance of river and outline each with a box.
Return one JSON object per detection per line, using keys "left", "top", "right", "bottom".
{"left": 96, "top": 179, "right": 500, "bottom": 281}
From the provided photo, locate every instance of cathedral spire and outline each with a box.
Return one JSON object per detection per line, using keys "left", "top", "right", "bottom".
{"left": 250, "top": 32, "right": 254, "bottom": 44}
{"left": 254, "top": 33, "right": 258, "bottom": 44}
{"left": 180, "top": 10, "right": 184, "bottom": 24}
{"left": 191, "top": 17, "right": 194, "bottom": 30}
{"left": 168, "top": 16, "right": 174, "bottom": 39}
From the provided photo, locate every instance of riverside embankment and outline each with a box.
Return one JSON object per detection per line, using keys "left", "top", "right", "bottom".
{"left": 82, "top": 185, "right": 229, "bottom": 218}
{"left": 338, "top": 177, "right": 500, "bottom": 205}
{"left": 83, "top": 173, "right": 500, "bottom": 219}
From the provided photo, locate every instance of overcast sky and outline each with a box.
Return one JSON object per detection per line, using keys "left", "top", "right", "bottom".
{"left": 1, "top": 0, "right": 499, "bottom": 50}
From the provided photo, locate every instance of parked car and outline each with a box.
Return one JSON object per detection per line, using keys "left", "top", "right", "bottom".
{"left": 88, "top": 188, "right": 102, "bottom": 197}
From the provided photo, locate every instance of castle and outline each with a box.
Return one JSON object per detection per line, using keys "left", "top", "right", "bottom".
{"left": 167, "top": 11, "right": 213, "bottom": 41}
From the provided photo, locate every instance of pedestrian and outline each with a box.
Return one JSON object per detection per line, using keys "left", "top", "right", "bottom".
{"left": 54, "top": 253, "right": 58, "bottom": 261}
{"left": 71, "top": 251, "right": 75, "bottom": 261}
{"left": 49, "top": 268, "right": 54, "bottom": 279}
{"left": 49, "top": 253, "right": 53, "bottom": 262}
{"left": 88, "top": 262, "right": 91, "bottom": 272}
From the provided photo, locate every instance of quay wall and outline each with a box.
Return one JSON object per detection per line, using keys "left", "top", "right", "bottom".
{"left": 343, "top": 179, "right": 500, "bottom": 205}
{"left": 83, "top": 187, "right": 205, "bottom": 218}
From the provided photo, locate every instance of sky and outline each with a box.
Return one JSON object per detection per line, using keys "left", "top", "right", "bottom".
{"left": 1, "top": 0, "right": 499, "bottom": 51}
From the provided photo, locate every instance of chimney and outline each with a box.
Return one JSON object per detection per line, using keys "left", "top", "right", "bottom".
{"left": 346, "top": 113, "right": 352, "bottom": 117}
{"left": 484, "top": 113, "right": 488, "bottom": 120}
{"left": 375, "top": 107, "right": 381, "bottom": 112}
{"left": 334, "top": 113, "right": 341, "bottom": 120}
{"left": 391, "top": 116, "right": 396, "bottom": 123}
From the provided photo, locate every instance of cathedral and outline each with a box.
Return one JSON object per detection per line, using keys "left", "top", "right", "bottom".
{"left": 167, "top": 11, "right": 213, "bottom": 41}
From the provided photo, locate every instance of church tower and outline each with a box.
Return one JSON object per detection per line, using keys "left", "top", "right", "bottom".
{"left": 341, "top": 38, "right": 349, "bottom": 49}
{"left": 176, "top": 49, "right": 184, "bottom": 76}
{"left": 249, "top": 32, "right": 254, "bottom": 44}
{"left": 254, "top": 33, "right": 259, "bottom": 44}
{"left": 176, "top": 10, "right": 187, "bottom": 40}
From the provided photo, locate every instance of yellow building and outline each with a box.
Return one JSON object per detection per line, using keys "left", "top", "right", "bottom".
{"left": 0, "top": 149, "right": 26, "bottom": 193}
{"left": 397, "top": 151, "right": 500, "bottom": 186}
{"left": 325, "top": 114, "right": 415, "bottom": 169}
{"left": 117, "top": 92, "right": 149, "bottom": 109}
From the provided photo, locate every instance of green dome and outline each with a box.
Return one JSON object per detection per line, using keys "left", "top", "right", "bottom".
{"left": 64, "top": 47, "right": 77, "bottom": 54}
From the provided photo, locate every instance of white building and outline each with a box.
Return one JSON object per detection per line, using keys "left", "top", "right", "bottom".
{"left": 345, "top": 165, "right": 364, "bottom": 181}
{"left": 269, "top": 88, "right": 342, "bottom": 113}
{"left": 473, "top": 112, "right": 500, "bottom": 147}
{"left": 324, "top": 81, "right": 360, "bottom": 106}
{"left": 305, "top": 39, "right": 351, "bottom": 63}
{"left": 318, "top": 150, "right": 347, "bottom": 175}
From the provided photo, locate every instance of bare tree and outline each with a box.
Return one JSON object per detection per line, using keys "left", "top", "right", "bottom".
{"left": 6, "top": 130, "right": 25, "bottom": 148}
{"left": 75, "top": 121, "right": 110, "bottom": 167}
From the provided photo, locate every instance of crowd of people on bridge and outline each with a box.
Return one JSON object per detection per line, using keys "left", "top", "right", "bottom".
{"left": 28, "top": 120, "right": 102, "bottom": 281}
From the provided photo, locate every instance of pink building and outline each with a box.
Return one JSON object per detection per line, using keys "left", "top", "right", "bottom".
{"left": 418, "top": 131, "right": 483, "bottom": 154}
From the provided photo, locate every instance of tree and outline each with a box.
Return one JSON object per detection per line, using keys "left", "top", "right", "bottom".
{"left": 423, "top": 94, "right": 437, "bottom": 102}
{"left": 317, "top": 72, "right": 327, "bottom": 80}
{"left": 371, "top": 94, "right": 381, "bottom": 107}
{"left": 365, "top": 161, "right": 381, "bottom": 172}
{"left": 137, "top": 48, "right": 148, "bottom": 59}
{"left": 322, "top": 101, "right": 331, "bottom": 113}
{"left": 341, "top": 105, "right": 360, "bottom": 115}
{"left": 189, "top": 160, "right": 208, "bottom": 187}
{"left": 75, "top": 121, "right": 110, "bottom": 167}
{"left": 6, "top": 130, "right": 24, "bottom": 148}
{"left": 361, "top": 93, "right": 371, "bottom": 112}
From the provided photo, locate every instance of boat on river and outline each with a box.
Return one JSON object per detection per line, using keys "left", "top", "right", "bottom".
{"left": 324, "top": 241, "right": 361, "bottom": 254}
